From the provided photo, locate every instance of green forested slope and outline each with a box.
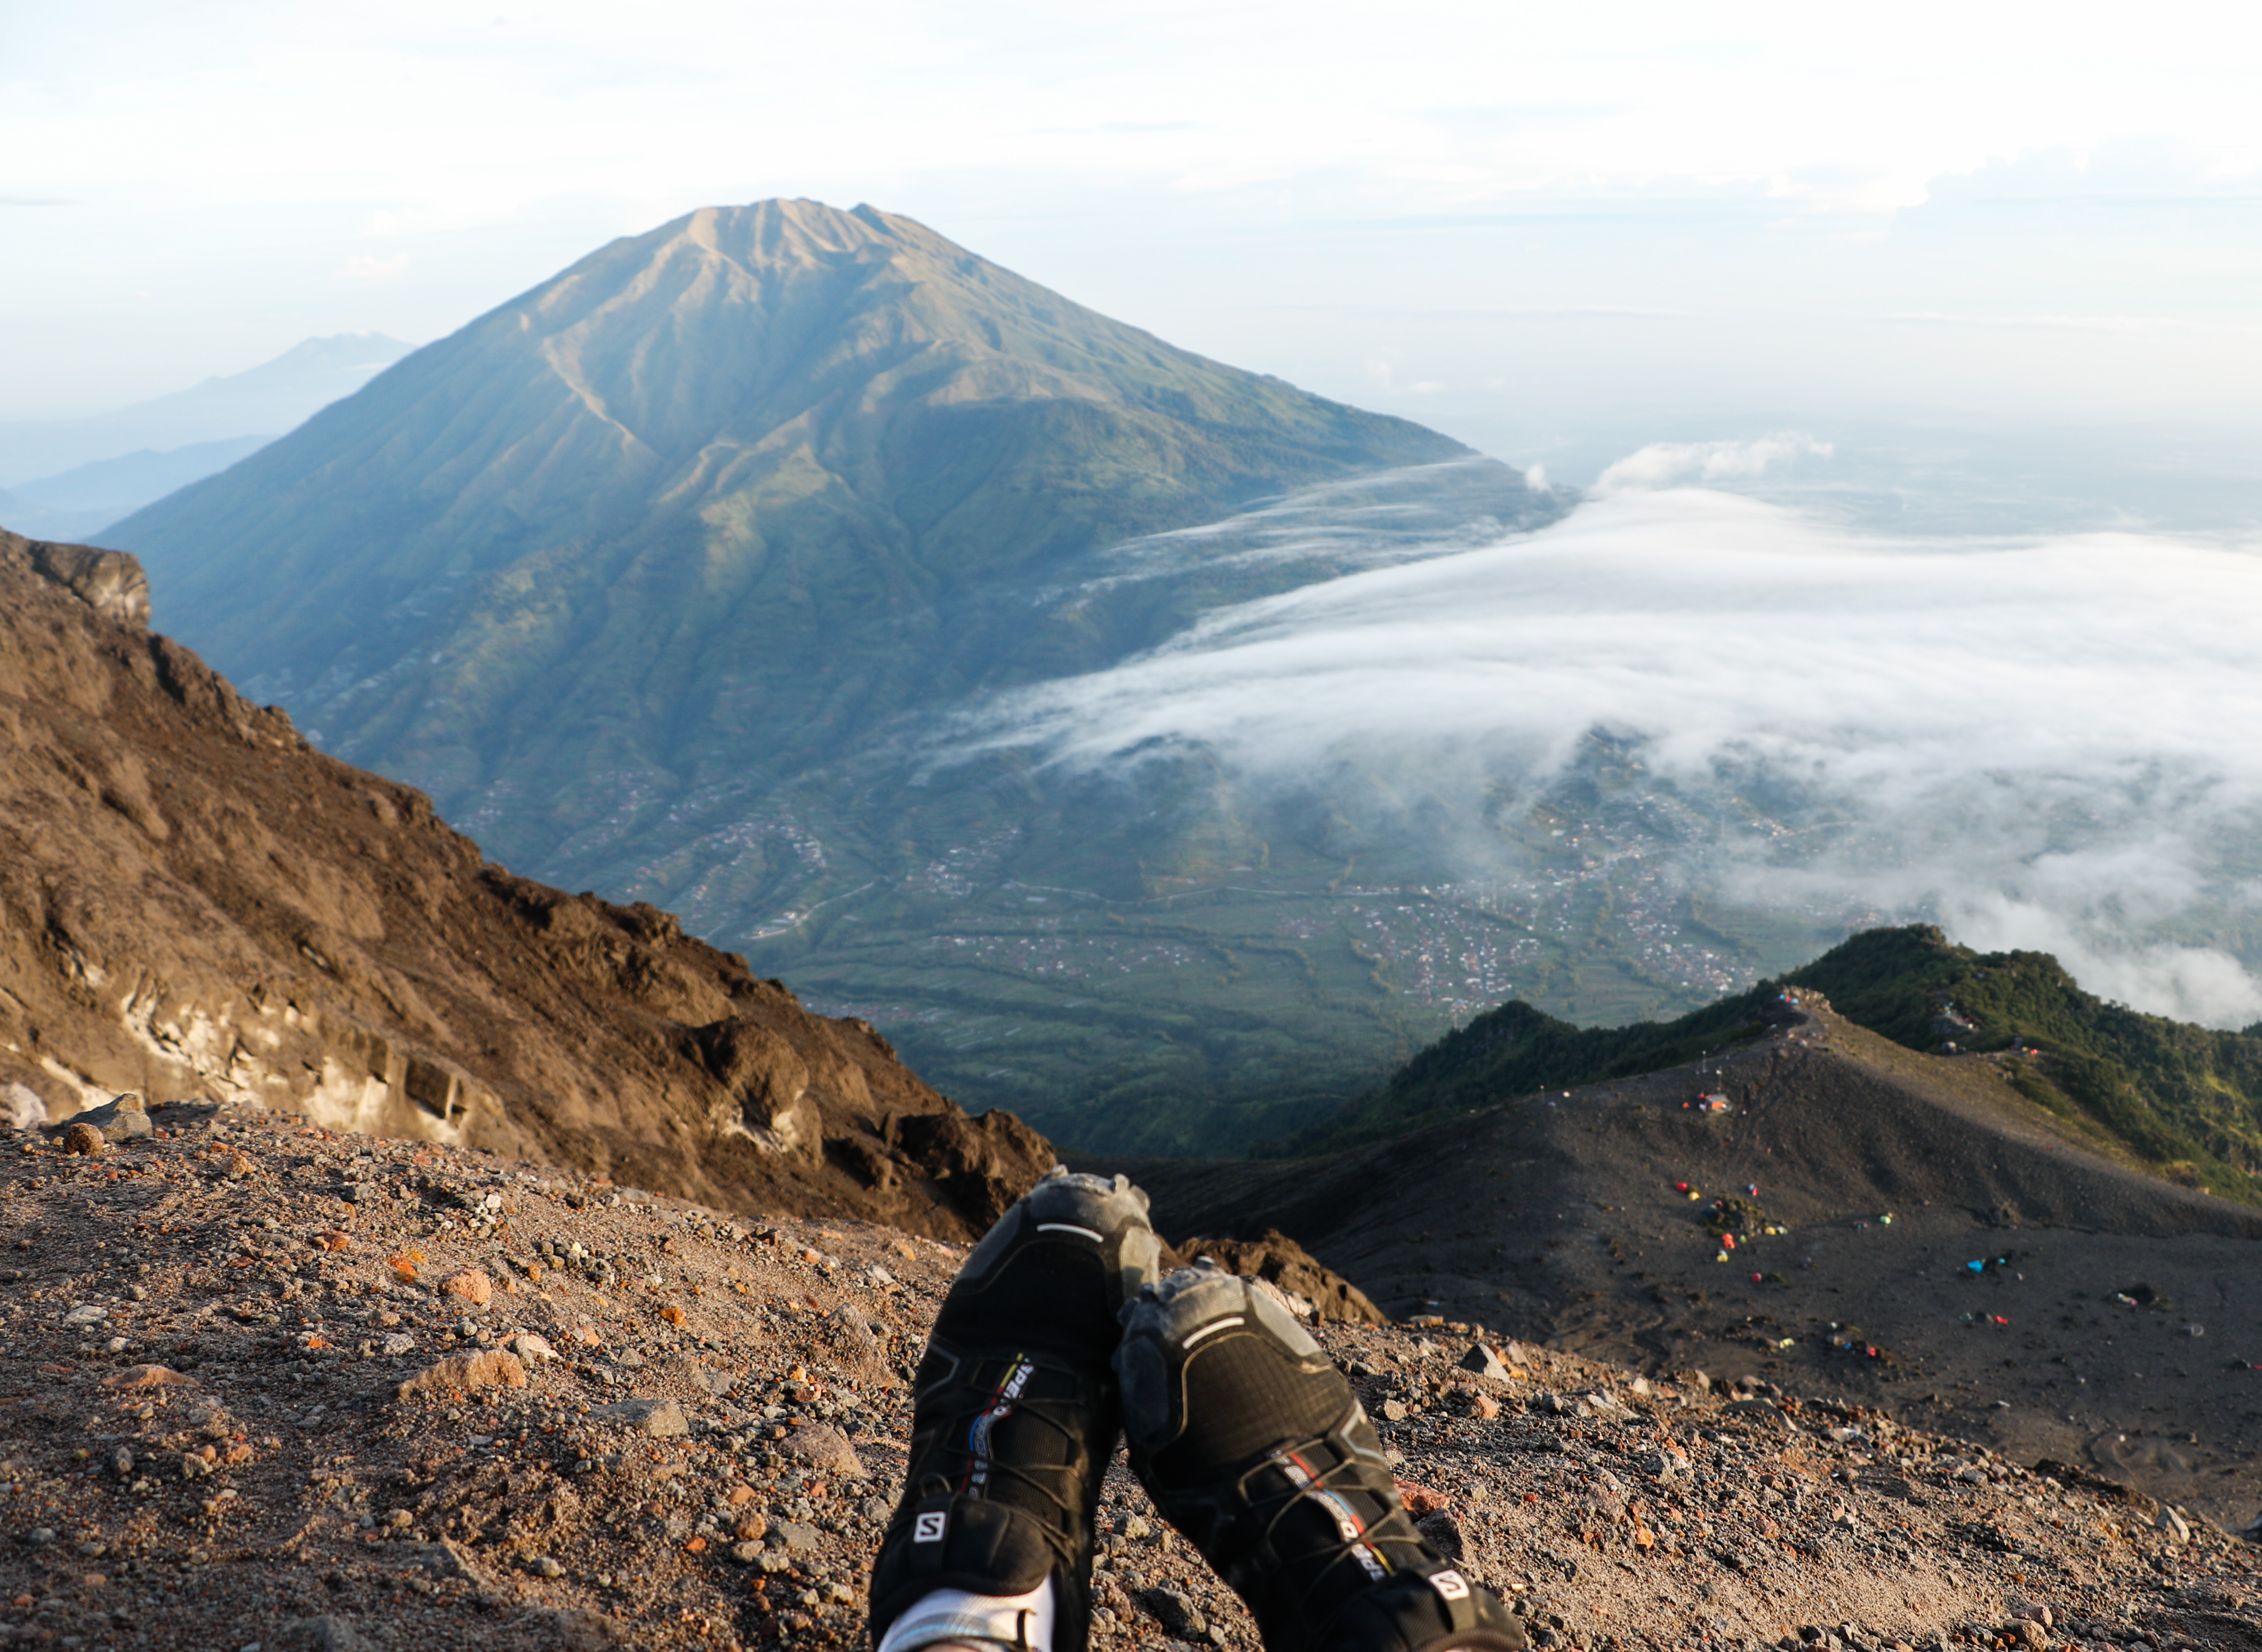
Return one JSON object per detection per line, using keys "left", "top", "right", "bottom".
{"left": 1326, "top": 924, "right": 2262, "bottom": 1203}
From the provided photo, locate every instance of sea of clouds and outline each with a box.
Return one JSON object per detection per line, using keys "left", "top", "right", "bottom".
{"left": 954, "top": 442, "right": 2262, "bottom": 1025}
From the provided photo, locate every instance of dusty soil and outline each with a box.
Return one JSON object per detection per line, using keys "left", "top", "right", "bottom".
{"left": 0, "top": 532, "right": 1051, "bottom": 1241}
{"left": 1107, "top": 997, "right": 2262, "bottom": 1536}
{"left": 0, "top": 1107, "right": 2254, "bottom": 1652}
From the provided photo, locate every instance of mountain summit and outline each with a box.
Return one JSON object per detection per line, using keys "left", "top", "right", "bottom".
{"left": 111, "top": 201, "right": 1554, "bottom": 1143}
{"left": 114, "top": 199, "right": 1473, "bottom": 845}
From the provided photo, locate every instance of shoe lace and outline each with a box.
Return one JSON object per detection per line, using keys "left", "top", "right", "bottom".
{"left": 913, "top": 1350, "right": 1095, "bottom": 1544}
{"left": 1245, "top": 1441, "right": 1428, "bottom": 1625}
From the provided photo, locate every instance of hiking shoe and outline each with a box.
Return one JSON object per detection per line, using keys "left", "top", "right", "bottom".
{"left": 1117, "top": 1262, "right": 1528, "bottom": 1652}
{"left": 869, "top": 1168, "right": 1160, "bottom": 1652}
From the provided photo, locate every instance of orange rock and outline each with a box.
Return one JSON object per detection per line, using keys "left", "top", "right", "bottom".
{"left": 440, "top": 1269, "right": 493, "bottom": 1306}
{"left": 728, "top": 1485, "right": 757, "bottom": 1506}
{"left": 100, "top": 1364, "right": 198, "bottom": 1392}
{"left": 312, "top": 1231, "right": 351, "bottom": 1252}
{"left": 1395, "top": 1480, "right": 1450, "bottom": 1517}
{"left": 1473, "top": 1393, "right": 1501, "bottom": 1420}
{"left": 225, "top": 1155, "right": 256, "bottom": 1178}
{"left": 660, "top": 1305, "right": 685, "bottom": 1326}
{"left": 62, "top": 1123, "right": 105, "bottom": 1156}
{"left": 395, "top": 1349, "right": 528, "bottom": 1403}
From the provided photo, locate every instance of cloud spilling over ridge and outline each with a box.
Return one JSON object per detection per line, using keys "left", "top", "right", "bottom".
{"left": 954, "top": 487, "right": 2262, "bottom": 1025}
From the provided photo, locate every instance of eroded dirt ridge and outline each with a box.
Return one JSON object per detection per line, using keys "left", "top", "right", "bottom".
{"left": 0, "top": 531, "right": 1050, "bottom": 1240}
{"left": 0, "top": 1108, "right": 2255, "bottom": 1652}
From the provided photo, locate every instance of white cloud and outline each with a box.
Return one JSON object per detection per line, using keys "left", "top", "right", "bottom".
{"left": 1590, "top": 434, "right": 1832, "bottom": 497}
{"left": 951, "top": 485, "right": 2262, "bottom": 1024}
{"left": 335, "top": 251, "right": 410, "bottom": 284}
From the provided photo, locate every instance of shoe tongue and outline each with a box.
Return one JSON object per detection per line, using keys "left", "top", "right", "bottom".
{"left": 954, "top": 1239, "right": 1119, "bottom": 1363}
{"left": 1165, "top": 1329, "right": 1347, "bottom": 1467}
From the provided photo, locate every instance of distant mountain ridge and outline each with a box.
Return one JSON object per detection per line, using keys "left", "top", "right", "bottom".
{"left": 0, "top": 333, "right": 413, "bottom": 488}
{"left": 114, "top": 200, "right": 1477, "bottom": 830}
{"left": 105, "top": 201, "right": 1568, "bottom": 1144}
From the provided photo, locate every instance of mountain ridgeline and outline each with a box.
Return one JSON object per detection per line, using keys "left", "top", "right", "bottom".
{"left": 1329, "top": 924, "right": 2262, "bottom": 1205}
{"left": 112, "top": 201, "right": 1477, "bottom": 828}
{"left": 105, "top": 198, "right": 1562, "bottom": 1149}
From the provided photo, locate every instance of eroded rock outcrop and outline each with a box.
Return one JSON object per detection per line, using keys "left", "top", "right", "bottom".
{"left": 0, "top": 529, "right": 1053, "bottom": 1237}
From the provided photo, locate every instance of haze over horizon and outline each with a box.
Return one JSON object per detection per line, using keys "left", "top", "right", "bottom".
{"left": 4, "top": 3, "right": 2260, "bottom": 519}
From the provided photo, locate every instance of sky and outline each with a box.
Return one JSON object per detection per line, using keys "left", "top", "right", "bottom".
{"left": 4, "top": 1, "right": 2261, "bottom": 499}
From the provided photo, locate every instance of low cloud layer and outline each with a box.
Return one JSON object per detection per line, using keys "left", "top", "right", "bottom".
{"left": 957, "top": 486, "right": 2262, "bottom": 1025}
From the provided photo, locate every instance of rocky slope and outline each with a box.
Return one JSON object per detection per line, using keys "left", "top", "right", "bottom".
{"left": 0, "top": 1105, "right": 2252, "bottom": 1652}
{"left": 1109, "top": 992, "right": 2262, "bottom": 1534}
{"left": 0, "top": 530, "right": 1050, "bottom": 1240}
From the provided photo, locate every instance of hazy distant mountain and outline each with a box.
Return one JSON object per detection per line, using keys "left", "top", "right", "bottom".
{"left": 0, "top": 435, "right": 273, "bottom": 542}
{"left": 0, "top": 334, "right": 413, "bottom": 487}
{"left": 110, "top": 201, "right": 1560, "bottom": 1147}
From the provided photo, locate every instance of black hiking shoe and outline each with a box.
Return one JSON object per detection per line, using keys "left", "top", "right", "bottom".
{"left": 1117, "top": 1262, "right": 1529, "bottom": 1652}
{"left": 868, "top": 1168, "right": 1160, "bottom": 1652}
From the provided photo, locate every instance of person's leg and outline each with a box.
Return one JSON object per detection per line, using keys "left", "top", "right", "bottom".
{"left": 868, "top": 1169, "right": 1160, "bottom": 1652}
{"left": 1118, "top": 1261, "right": 1529, "bottom": 1652}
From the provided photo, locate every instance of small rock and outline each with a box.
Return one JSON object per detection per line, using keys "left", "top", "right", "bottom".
{"left": 100, "top": 1364, "right": 197, "bottom": 1392}
{"left": 27, "top": 1527, "right": 56, "bottom": 1546}
{"left": 776, "top": 1422, "right": 864, "bottom": 1477}
{"left": 826, "top": 1303, "right": 881, "bottom": 1360}
{"left": 730, "top": 1540, "right": 764, "bottom": 1564}
{"left": 2155, "top": 1504, "right": 2191, "bottom": 1545}
{"left": 394, "top": 1349, "right": 528, "bottom": 1403}
{"left": 57, "top": 1092, "right": 152, "bottom": 1145}
{"left": 1472, "top": 1392, "right": 1501, "bottom": 1420}
{"left": 1458, "top": 1342, "right": 1511, "bottom": 1383}
{"left": 770, "top": 1520, "right": 821, "bottom": 1553}
{"left": 1138, "top": 1587, "right": 1208, "bottom": 1639}
{"left": 1120, "top": 1514, "right": 1152, "bottom": 1540}
{"left": 860, "top": 1496, "right": 892, "bottom": 1523}
{"left": 112, "top": 1447, "right": 134, "bottom": 1479}
{"left": 1380, "top": 1398, "right": 1409, "bottom": 1422}
{"left": 225, "top": 1154, "right": 257, "bottom": 1178}
{"left": 532, "top": 1557, "right": 565, "bottom": 1578}
{"left": 439, "top": 1270, "right": 493, "bottom": 1307}
{"left": 588, "top": 1398, "right": 689, "bottom": 1437}
{"left": 1416, "top": 1510, "right": 1465, "bottom": 1559}
{"left": 507, "top": 1333, "right": 558, "bottom": 1363}
{"left": 381, "top": 1334, "right": 416, "bottom": 1357}
{"left": 62, "top": 1121, "right": 108, "bottom": 1155}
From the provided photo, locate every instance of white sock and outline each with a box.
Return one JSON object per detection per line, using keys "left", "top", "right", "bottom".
{"left": 876, "top": 1576, "right": 1057, "bottom": 1652}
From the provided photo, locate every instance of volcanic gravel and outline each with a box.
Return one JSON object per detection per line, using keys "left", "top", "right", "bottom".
{"left": 0, "top": 1104, "right": 2253, "bottom": 1652}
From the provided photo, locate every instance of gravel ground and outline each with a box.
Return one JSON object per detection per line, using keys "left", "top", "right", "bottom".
{"left": 0, "top": 1105, "right": 2253, "bottom": 1652}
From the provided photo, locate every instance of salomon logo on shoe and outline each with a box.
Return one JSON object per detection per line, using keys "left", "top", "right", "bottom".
{"left": 1430, "top": 1569, "right": 1471, "bottom": 1601}
{"left": 913, "top": 1511, "right": 947, "bottom": 1543}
